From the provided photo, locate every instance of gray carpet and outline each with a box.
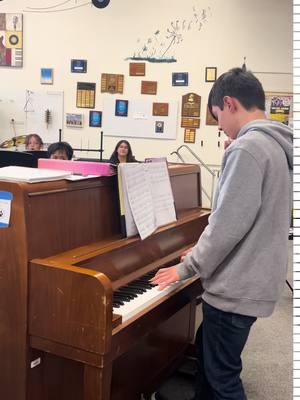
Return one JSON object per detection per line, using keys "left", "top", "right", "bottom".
{"left": 241, "top": 240, "right": 293, "bottom": 400}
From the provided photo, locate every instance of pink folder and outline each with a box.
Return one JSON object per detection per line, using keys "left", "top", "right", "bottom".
{"left": 38, "top": 158, "right": 116, "bottom": 176}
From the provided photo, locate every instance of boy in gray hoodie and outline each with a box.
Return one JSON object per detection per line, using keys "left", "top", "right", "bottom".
{"left": 151, "top": 68, "right": 293, "bottom": 399}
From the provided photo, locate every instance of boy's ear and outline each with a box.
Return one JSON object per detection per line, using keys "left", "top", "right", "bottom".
{"left": 223, "top": 96, "right": 238, "bottom": 113}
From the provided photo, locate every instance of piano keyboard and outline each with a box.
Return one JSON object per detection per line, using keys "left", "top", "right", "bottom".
{"left": 113, "top": 271, "right": 182, "bottom": 322}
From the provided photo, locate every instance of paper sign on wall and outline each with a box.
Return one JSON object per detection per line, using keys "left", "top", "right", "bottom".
{"left": 0, "top": 191, "right": 13, "bottom": 228}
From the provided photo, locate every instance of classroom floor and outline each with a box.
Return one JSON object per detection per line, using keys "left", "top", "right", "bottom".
{"left": 241, "top": 239, "right": 293, "bottom": 400}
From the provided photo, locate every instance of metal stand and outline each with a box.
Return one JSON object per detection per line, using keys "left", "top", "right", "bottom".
{"left": 72, "top": 130, "right": 104, "bottom": 161}
{"left": 170, "top": 144, "right": 218, "bottom": 208}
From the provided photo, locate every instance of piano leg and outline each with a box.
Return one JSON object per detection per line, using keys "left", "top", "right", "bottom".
{"left": 84, "top": 364, "right": 112, "bottom": 400}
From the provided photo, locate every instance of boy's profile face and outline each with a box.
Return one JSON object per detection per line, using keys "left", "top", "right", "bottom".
{"left": 50, "top": 150, "right": 68, "bottom": 160}
{"left": 212, "top": 97, "right": 240, "bottom": 140}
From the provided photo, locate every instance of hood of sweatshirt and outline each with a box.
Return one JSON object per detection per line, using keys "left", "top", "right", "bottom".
{"left": 237, "top": 119, "right": 293, "bottom": 170}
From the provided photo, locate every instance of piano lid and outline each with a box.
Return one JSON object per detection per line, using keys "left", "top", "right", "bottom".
{"left": 35, "top": 208, "right": 210, "bottom": 289}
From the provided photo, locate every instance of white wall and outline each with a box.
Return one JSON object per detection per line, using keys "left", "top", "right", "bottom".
{"left": 0, "top": 0, "right": 292, "bottom": 168}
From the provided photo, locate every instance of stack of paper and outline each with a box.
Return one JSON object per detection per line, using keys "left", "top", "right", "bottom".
{"left": 0, "top": 166, "right": 72, "bottom": 183}
{"left": 118, "top": 162, "right": 176, "bottom": 240}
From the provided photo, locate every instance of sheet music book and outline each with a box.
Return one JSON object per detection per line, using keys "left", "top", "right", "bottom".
{"left": 118, "top": 162, "right": 176, "bottom": 240}
{"left": 0, "top": 166, "right": 72, "bottom": 183}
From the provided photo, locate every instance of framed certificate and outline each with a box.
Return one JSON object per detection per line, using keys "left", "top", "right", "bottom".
{"left": 205, "top": 67, "right": 217, "bottom": 82}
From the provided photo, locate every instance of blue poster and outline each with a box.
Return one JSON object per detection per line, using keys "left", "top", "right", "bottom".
{"left": 89, "top": 111, "right": 102, "bottom": 127}
{"left": 115, "top": 100, "right": 128, "bottom": 117}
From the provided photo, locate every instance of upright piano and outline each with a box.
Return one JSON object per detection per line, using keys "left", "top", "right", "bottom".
{"left": 0, "top": 163, "right": 210, "bottom": 400}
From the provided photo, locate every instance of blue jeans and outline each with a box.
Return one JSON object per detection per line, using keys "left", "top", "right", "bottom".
{"left": 194, "top": 301, "right": 257, "bottom": 400}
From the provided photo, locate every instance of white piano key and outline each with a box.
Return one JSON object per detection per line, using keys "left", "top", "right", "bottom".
{"left": 113, "top": 281, "right": 182, "bottom": 322}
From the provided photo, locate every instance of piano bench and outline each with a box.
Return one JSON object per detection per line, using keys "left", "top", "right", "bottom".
{"left": 152, "top": 356, "right": 197, "bottom": 400}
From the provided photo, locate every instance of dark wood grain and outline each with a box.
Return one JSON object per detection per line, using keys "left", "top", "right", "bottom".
{"left": 0, "top": 163, "right": 208, "bottom": 400}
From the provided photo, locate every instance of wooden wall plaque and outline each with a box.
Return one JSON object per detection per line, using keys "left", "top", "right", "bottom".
{"left": 181, "top": 118, "right": 200, "bottom": 129}
{"left": 181, "top": 93, "right": 201, "bottom": 117}
{"left": 184, "top": 128, "right": 196, "bottom": 143}
{"left": 101, "top": 73, "right": 124, "bottom": 94}
{"left": 76, "top": 82, "right": 96, "bottom": 108}
{"left": 141, "top": 81, "right": 157, "bottom": 95}
{"left": 153, "top": 102, "right": 169, "bottom": 116}
{"left": 129, "top": 62, "right": 146, "bottom": 76}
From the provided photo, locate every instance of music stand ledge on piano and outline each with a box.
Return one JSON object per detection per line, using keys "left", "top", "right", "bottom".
{"left": 0, "top": 162, "right": 210, "bottom": 400}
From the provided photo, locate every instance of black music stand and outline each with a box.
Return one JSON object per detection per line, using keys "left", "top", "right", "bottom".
{"left": 0, "top": 150, "right": 47, "bottom": 168}
{"left": 24, "top": 150, "right": 49, "bottom": 166}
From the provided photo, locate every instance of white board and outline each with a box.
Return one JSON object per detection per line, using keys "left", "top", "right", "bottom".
{"left": 102, "top": 97, "right": 178, "bottom": 140}
{"left": 0, "top": 90, "right": 63, "bottom": 144}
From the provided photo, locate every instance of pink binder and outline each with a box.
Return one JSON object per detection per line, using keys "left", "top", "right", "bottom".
{"left": 38, "top": 158, "right": 116, "bottom": 176}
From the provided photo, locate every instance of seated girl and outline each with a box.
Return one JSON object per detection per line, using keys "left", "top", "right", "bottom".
{"left": 25, "top": 134, "right": 43, "bottom": 151}
{"left": 109, "top": 140, "right": 137, "bottom": 164}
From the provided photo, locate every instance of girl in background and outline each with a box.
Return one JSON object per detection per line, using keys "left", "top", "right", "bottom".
{"left": 109, "top": 140, "right": 137, "bottom": 164}
{"left": 25, "top": 134, "right": 43, "bottom": 151}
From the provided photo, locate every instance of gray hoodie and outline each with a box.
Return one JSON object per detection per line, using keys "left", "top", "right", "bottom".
{"left": 177, "top": 119, "right": 293, "bottom": 317}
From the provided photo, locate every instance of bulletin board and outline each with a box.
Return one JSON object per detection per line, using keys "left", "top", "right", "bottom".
{"left": 0, "top": 90, "right": 63, "bottom": 145}
{"left": 102, "top": 98, "right": 178, "bottom": 140}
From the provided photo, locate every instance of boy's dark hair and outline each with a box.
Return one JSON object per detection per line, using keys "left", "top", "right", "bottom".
{"left": 208, "top": 68, "right": 265, "bottom": 119}
{"left": 47, "top": 141, "right": 73, "bottom": 160}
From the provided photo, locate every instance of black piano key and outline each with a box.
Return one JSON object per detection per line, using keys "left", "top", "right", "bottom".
{"left": 117, "top": 288, "right": 138, "bottom": 298}
{"left": 114, "top": 293, "right": 132, "bottom": 302}
{"left": 127, "top": 284, "right": 148, "bottom": 293}
{"left": 124, "top": 285, "right": 145, "bottom": 294}
{"left": 134, "top": 280, "right": 153, "bottom": 288}
{"left": 113, "top": 299, "right": 125, "bottom": 306}
{"left": 120, "top": 286, "right": 143, "bottom": 295}
{"left": 114, "top": 269, "right": 160, "bottom": 300}
{"left": 115, "top": 291, "right": 136, "bottom": 300}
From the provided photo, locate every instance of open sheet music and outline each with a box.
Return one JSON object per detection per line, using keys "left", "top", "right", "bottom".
{"left": 118, "top": 162, "right": 176, "bottom": 240}
{"left": 0, "top": 166, "right": 72, "bottom": 183}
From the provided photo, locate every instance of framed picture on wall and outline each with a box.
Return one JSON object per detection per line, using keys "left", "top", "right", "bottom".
{"left": 89, "top": 111, "right": 102, "bottom": 127}
{"left": 155, "top": 121, "right": 164, "bottom": 133}
{"left": 115, "top": 100, "right": 128, "bottom": 117}
{"left": 71, "top": 59, "right": 87, "bottom": 73}
{"left": 40, "top": 68, "right": 53, "bottom": 85}
{"left": 0, "top": 13, "right": 23, "bottom": 68}
{"left": 265, "top": 92, "right": 293, "bottom": 126}
{"left": 66, "top": 113, "right": 83, "bottom": 128}
{"left": 172, "top": 72, "right": 189, "bottom": 86}
{"left": 205, "top": 67, "right": 217, "bottom": 82}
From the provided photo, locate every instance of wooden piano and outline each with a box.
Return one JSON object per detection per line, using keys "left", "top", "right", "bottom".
{"left": 0, "top": 163, "right": 210, "bottom": 400}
